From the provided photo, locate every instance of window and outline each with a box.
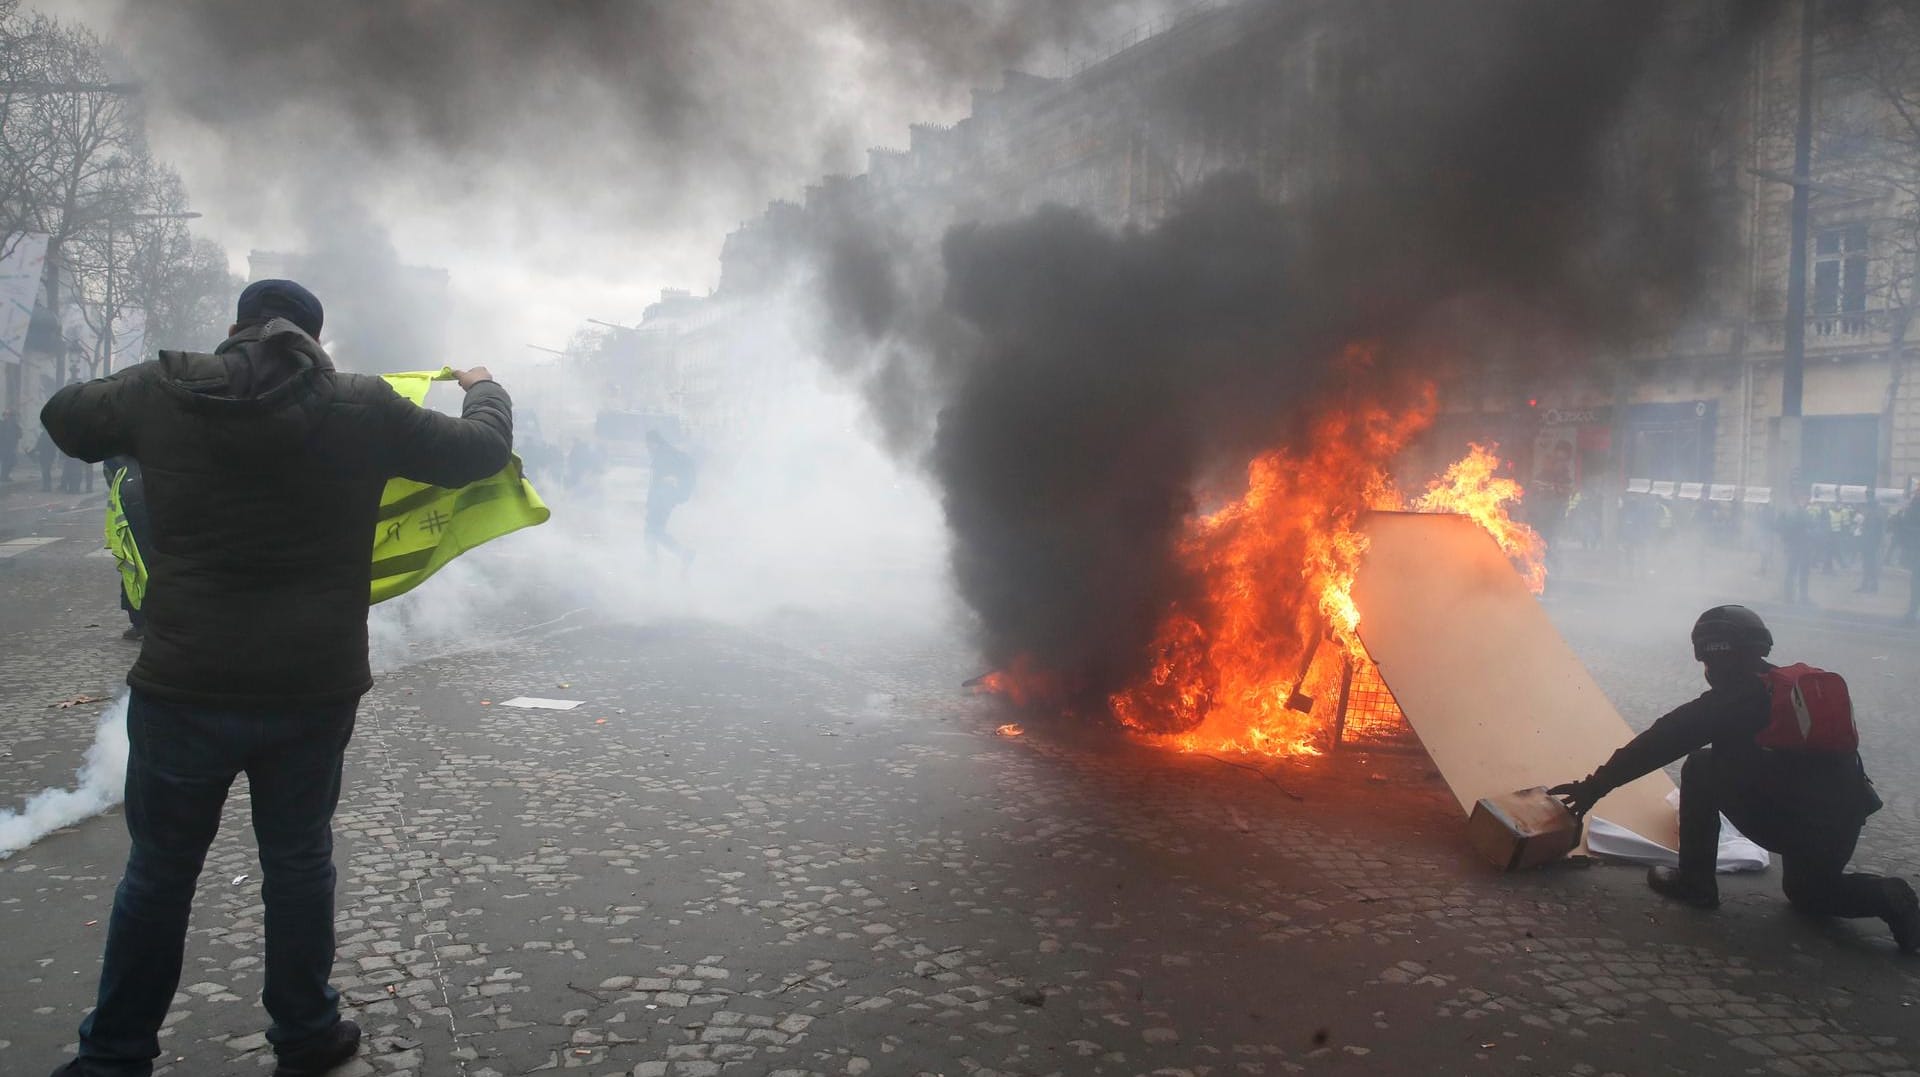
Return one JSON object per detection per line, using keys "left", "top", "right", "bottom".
{"left": 1624, "top": 401, "right": 1717, "bottom": 483}
{"left": 1812, "top": 223, "right": 1869, "bottom": 335}
{"left": 1801, "top": 414, "right": 1878, "bottom": 487}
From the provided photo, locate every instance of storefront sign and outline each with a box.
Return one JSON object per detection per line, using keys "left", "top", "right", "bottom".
{"left": 1540, "top": 406, "right": 1611, "bottom": 427}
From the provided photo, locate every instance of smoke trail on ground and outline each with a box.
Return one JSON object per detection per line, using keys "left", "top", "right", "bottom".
{"left": 0, "top": 695, "right": 129, "bottom": 858}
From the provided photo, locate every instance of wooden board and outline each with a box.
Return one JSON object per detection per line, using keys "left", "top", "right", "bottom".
{"left": 1352, "top": 511, "right": 1678, "bottom": 848}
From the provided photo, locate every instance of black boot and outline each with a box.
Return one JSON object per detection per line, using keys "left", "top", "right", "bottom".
{"left": 1887, "top": 879, "right": 1920, "bottom": 956}
{"left": 273, "top": 1019, "right": 361, "bottom": 1076}
{"left": 1648, "top": 866, "right": 1720, "bottom": 909}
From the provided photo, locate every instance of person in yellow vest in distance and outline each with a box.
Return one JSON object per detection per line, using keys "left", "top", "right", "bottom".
{"left": 38, "top": 279, "right": 512, "bottom": 1077}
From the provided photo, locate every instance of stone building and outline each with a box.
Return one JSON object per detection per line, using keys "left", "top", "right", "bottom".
{"left": 1488, "top": 2, "right": 1920, "bottom": 500}
{"left": 614, "top": 1, "right": 1920, "bottom": 501}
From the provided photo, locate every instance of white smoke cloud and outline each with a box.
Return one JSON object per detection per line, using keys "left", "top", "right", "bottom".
{"left": 0, "top": 695, "right": 130, "bottom": 858}
{"left": 360, "top": 285, "right": 956, "bottom": 669}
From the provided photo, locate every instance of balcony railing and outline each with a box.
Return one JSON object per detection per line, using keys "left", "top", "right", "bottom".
{"left": 1758, "top": 308, "right": 1892, "bottom": 346}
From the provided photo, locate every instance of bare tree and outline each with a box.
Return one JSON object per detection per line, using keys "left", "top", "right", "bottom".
{"left": 2, "top": 6, "right": 233, "bottom": 376}
{"left": 5, "top": 10, "right": 132, "bottom": 375}
{"left": 141, "top": 237, "right": 243, "bottom": 352}
{"left": 60, "top": 154, "right": 225, "bottom": 368}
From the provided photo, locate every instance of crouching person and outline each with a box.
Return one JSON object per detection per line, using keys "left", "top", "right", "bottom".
{"left": 1551, "top": 605, "right": 1918, "bottom": 954}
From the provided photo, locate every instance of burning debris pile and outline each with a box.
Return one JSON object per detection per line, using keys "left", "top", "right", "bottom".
{"left": 794, "top": 2, "right": 1772, "bottom": 751}
{"left": 1110, "top": 421, "right": 1544, "bottom": 758}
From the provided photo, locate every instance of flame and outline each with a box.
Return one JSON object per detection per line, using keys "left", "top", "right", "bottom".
{"left": 1412, "top": 445, "right": 1546, "bottom": 593}
{"left": 976, "top": 350, "right": 1543, "bottom": 760}
{"left": 995, "top": 723, "right": 1024, "bottom": 737}
{"left": 1111, "top": 432, "right": 1540, "bottom": 757}
{"left": 971, "top": 656, "right": 1056, "bottom": 706}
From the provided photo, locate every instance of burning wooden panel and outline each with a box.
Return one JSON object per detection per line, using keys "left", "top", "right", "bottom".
{"left": 1351, "top": 511, "right": 1678, "bottom": 848}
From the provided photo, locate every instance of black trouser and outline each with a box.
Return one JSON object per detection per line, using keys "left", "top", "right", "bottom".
{"left": 1678, "top": 749, "right": 1903, "bottom": 919}
{"left": 78, "top": 691, "right": 355, "bottom": 1076}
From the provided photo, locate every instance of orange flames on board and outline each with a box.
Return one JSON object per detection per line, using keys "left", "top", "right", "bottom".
{"left": 1411, "top": 443, "right": 1546, "bottom": 594}
{"left": 982, "top": 353, "right": 1544, "bottom": 759}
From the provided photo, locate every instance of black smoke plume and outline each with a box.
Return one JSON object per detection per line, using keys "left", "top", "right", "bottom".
{"left": 799, "top": 0, "right": 1776, "bottom": 714}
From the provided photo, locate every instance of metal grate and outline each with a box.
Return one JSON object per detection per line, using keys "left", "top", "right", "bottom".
{"left": 1334, "top": 652, "right": 1418, "bottom": 749}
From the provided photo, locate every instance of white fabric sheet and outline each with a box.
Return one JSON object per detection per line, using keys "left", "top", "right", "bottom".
{"left": 1586, "top": 790, "right": 1770, "bottom": 873}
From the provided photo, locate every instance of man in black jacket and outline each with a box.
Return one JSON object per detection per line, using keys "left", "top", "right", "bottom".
{"left": 39, "top": 279, "right": 513, "bottom": 1077}
{"left": 1551, "top": 606, "right": 1919, "bottom": 955}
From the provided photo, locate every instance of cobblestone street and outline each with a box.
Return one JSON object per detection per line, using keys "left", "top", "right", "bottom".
{"left": 3, "top": 501, "right": 1918, "bottom": 1076}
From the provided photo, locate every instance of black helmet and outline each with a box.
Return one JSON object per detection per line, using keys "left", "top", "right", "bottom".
{"left": 1691, "top": 605, "right": 1772, "bottom": 661}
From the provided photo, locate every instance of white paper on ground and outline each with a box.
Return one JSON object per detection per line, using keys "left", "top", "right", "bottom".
{"left": 499, "top": 697, "right": 585, "bottom": 710}
{"left": 1587, "top": 790, "right": 1770, "bottom": 873}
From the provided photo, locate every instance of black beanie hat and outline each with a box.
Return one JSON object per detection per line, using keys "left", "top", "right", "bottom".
{"left": 236, "top": 279, "right": 324, "bottom": 338}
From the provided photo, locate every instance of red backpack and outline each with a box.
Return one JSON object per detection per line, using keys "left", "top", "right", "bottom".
{"left": 1757, "top": 664, "right": 1858, "bottom": 752}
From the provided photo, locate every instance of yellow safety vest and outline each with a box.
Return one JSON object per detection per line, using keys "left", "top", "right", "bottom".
{"left": 370, "top": 368, "right": 549, "bottom": 602}
{"left": 101, "top": 370, "right": 548, "bottom": 608}
{"left": 104, "top": 468, "right": 146, "bottom": 610}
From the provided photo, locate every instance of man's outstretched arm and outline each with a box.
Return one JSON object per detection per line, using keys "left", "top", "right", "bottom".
{"left": 1551, "top": 694, "right": 1726, "bottom": 816}
{"left": 41, "top": 367, "right": 151, "bottom": 463}
{"left": 378, "top": 366, "right": 514, "bottom": 488}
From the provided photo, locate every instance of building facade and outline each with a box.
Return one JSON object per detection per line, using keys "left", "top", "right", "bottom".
{"left": 608, "top": 1, "right": 1920, "bottom": 502}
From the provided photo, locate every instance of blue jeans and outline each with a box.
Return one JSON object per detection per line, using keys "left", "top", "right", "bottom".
{"left": 77, "top": 690, "right": 356, "bottom": 1075}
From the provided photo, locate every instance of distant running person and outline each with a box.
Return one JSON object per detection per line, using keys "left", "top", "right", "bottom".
{"left": 645, "top": 429, "right": 697, "bottom": 570}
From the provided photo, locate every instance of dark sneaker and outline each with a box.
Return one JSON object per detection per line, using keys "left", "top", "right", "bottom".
{"left": 119, "top": 626, "right": 142, "bottom": 641}
{"left": 273, "top": 1020, "right": 361, "bottom": 1076}
{"left": 1887, "top": 879, "right": 1920, "bottom": 956}
{"left": 1648, "top": 866, "right": 1720, "bottom": 909}
{"left": 48, "top": 1061, "right": 83, "bottom": 1076}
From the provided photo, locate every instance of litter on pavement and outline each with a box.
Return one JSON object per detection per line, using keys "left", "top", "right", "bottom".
{"left": 499, "top": 697, "right": 585, "bottom": 710}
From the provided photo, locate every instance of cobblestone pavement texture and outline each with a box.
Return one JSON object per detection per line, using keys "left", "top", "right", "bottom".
{"left": 2, "top": 505, "right": 1917, "bottom": 1076}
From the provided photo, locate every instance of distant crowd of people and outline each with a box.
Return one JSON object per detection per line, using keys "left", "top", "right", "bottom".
{"left": 1775, "top": 496, "right": 1920, "bottom": 615}
{"left": 1527, "top": 480, "right": 1920, "bottom": 622}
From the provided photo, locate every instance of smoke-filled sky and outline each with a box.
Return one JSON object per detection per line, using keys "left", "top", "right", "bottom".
{"left": 795, "top": 0, "right": 1776, "bottom": 711}
{"left": 45, "top": 0, "right": 1178, "bottom": 358}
